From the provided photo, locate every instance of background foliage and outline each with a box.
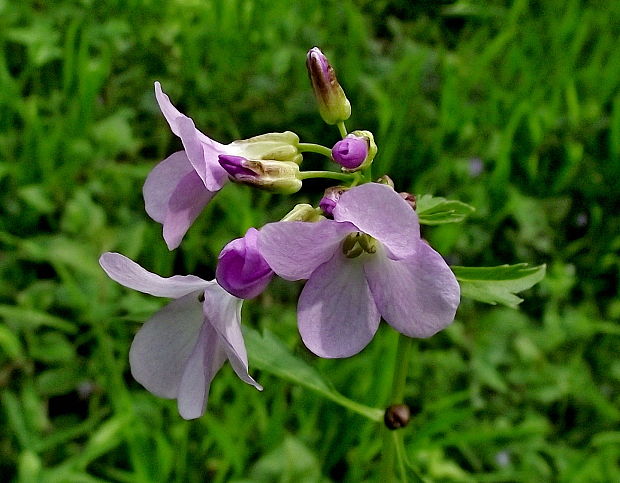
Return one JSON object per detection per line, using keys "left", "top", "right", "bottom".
{"left": 1, "top": 0, "right": 619, "bottom": 481}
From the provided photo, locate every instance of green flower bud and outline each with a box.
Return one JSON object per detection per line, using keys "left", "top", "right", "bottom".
{"left": 306, "top": 47, "right": 351, "bottom": 125}
{"left": 228, "top": 131, "right": 302, "bottom": 164}
{"left": 281, "top": 203, "right": 324, "bottom": 222}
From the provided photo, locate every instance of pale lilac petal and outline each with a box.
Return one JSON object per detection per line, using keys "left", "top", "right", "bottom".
{"left": 334, "top": 183, "right": 419, "bottom": 259}
{"left": 258, "top": 219, "right": 356, "bottom": 281}
{"left": 143, "top": 151, "right": 194, "bottom": 223}
{"left": 128, "top": 292, "right": 205, "bottom": 399}
{"left": 177, "top": 321, "right": 227, "bottom": 419}
{"left": 298, "top": 252, "right": 380, "bottom": 358}
{"left": 364, "top": 241, "right": 460, "bottom": 338}
{"left": 99, "top": 253, "right": 208, "bottom": 297}
{"left": 202, "top": 284, "right": 262, "bottom": 390}
{"left": 176, "top": 116, "right": 208, "bottom": 186}
{"left": 154, "top": 82, "right": 228, "bottom": 191}
{"left": 154, "top": 81, "right": 185, "bottom": 137}
{"left": 162, "top": 169, "right": 216, "bottom": 250}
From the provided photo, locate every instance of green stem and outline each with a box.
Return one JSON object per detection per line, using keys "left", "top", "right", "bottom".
{"left": 380, "top": 335, "right": 414, "bottom": 481}
{"left": 298, "top": 142, "right": 333, "bottom": 157}
{"left": 337, "top": 121, "right": 348, "bottom": 138}
{"left": 299, "top": 170, "right": 357, "bottom": 183}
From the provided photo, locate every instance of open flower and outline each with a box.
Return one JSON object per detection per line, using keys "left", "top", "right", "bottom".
{"left": 99, "top": 252, "right": 262, "bottom": 419}
{"left": 258, "top": 183, "right": 460, "bottom": 358}
{"left": 147, "top": 82, "right": 301, "bottom": 249}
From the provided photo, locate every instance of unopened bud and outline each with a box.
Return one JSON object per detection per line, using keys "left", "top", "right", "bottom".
{"left": 216, "top": 228, "right": 273, "bottom": 299}
{"left": 375, "top": 175, "right": 394, "bottom": 188}
{"left": 384, "top": 404, "right": 411, "bottom": 430}
{"left": 332, "top": 136, "right": 368, "bottom": 169}
{"left": 306, "top": 47, "right": 351, "bottom": 125}
{"left": 333, "top": 130, "right": 377, "bottom": 172}
{"left": 229, "top": 131, "right": 302, "bottom": 164}
{"left": 319, "top": 186, "right": 348, "bottom": 216}
{"left": 281, "top": 203, "right": 324, "bottom": 222}
{"left": 219, "top": 155, "right": 302, "bottom": 194}
{"left": 399, "top": 192, "right": 416, "bottom": 210}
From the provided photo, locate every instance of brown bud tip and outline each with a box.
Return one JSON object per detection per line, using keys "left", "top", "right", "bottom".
{"left": 384, "top": 404, "right": 411, "bottom": 430}
{"left": 399, "top": 192, "right": 416, "bottom": 210}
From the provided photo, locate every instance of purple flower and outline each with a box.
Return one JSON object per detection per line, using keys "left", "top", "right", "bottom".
{"left": 216, "top": 228, "right": 274, "bottom": 299}
{"left": 258, "top": 183, "right": 460, "bottom": 358}
{"left": 147, "top": 82, "right": 301, "bottom": 249}
{"left": 332, "top": 136, "right": 368, "bottom": 169}
{"left": 99, "top": 252, "right": 262, "bottom": 419}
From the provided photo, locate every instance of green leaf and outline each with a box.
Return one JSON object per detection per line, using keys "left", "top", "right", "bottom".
{"left": 415, "top": 194, "right": 475, "bottom": 225}
{"left": 244, "top": 327, "right": 383, "bottom": 422}
{"left": 452, "top": 264, "right": 546, "bottom": 308}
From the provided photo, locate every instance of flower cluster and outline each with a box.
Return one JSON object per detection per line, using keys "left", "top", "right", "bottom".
{"left": 101, "top": 47, "right": 460, "bottom": 418}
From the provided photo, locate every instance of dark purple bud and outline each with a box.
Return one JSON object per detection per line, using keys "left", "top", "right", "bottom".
{"left": 216, "top": 228, "right": 274, "bottom": 299}
{"left": 332, "top": 136, "right": 368, "bottom": 169}
{"left": 384, "top": 404, "right": 411, "bottom": 430}
{"left": 218, "top": 155, "right": 256, "bottom": 178}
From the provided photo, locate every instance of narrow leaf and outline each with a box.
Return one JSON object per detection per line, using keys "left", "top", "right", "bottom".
{"left": 416, "top": 194, "right": 475, "bottom": 225}
{"left": 452, "top": 263, "right": 546, "bottom": 308}
{"left": 244, "top": 327, "right": 383, "bottom": 422}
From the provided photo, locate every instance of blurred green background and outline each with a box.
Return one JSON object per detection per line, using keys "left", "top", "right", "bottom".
{"left": 1, "top": 0, "right": 619, "bottom": 481}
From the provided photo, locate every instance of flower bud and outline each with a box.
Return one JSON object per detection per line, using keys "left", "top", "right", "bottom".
{"left": 219, "top": 155, "right": 302, "bottom": 194}
{"left": 375, "top": 175, "right": 394, "bottom": 188}
{"left": 384, "top": 404, "right": 411, "bottom": 430}
{"left": 331, "top": 136, "right": 368, "bottom": 169}
{"left": 333, "top": 130, "right": 377, "bottom": 172}
{"left": 306, "top": 47, "right": 351, "bottom": 125}
{"left": 228, "top": 131, "right": 302, "bottom": 164}
{"left": 399, "top": 192, "right": 416, "bottom": 210}
{"left": 216, "top": 228, "right": 274, "bottom": 299}
{"left": 319, "top": 185, "right": 348, "bottom": 216}
{"left": 281, "top": 203, "right": 323, "bottom": 222}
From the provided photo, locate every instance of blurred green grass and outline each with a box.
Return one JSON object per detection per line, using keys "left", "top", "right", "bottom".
{"left": 1, "top": 0, "right": 619, "bottom": 481}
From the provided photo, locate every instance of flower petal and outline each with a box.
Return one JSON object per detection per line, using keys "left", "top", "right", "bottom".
{"left": 364, "top": 241, "right": 460, "bottom": 338}
{"left": 202, "top": 284, "right": 262, "bottom": 390}
{"left": 154, "top": 81, "right": 185, "bottom": 138}
{"left": 177, "top": 321, "right": 227, "bottom": 419}
{"left": 162, "top": 169, "right": 216, "bottom": 250}
{"left": 333, "top": 183, "right": 419, "bottom": 259}
{"left": 258, "top": 219, "right": 356, "bottom": 281}
{"left": 298, "top": 252, "right": 380, "bottom": 358}
{"left": 143, "top": 151, "right": 194, "bottom": 223}
{"left": 154, "top": 82, "right": 228, "bottom": 191}
{"left": 128, "top": 292, "right": 205, "bottom": 399}
{"left": 99, "top": 253, "right": 208, "bottom": 298}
